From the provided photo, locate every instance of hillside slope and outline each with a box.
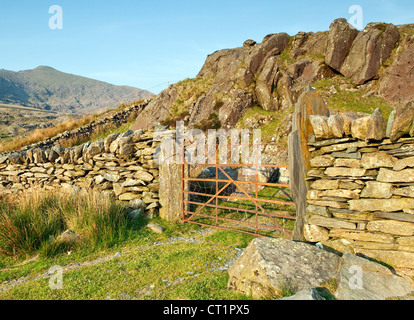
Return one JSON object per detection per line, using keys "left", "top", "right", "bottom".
{"left": 131, "top": 19, "right": 414, "bottom": 143}
{"left": 0, "top": 66, "right": 153, "bottom": 113}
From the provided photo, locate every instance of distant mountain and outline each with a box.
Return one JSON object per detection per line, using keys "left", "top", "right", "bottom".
{"left": 0, "top": 66, "right": 153, "bottom": 113}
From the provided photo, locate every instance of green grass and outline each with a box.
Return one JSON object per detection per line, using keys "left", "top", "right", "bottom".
{"left": 312, "top": 77, "right": 394, "bottom": 120}
{"left": 0, "top": 216, "right": 255, "bottom": 300}
{"left": 0, "top": 189, "right": 130, "bottom": 258}
{"left": 0, "top": 241, "right": 250, "bottom": 300}
{"left": 0, "top": 189, "right": 263, "bottom": 300}
{"left": 235, "top": 105, "right": 295, "bottom": 143}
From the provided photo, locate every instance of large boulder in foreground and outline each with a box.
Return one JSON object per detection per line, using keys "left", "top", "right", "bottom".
{"left": 228, "top": 238, "right": 414, "bottom": 300}
{"left": 228, "top": 238, "right": 342, "bottom": 299}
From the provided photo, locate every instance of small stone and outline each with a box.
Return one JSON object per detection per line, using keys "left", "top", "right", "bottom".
{"left": 377, "top": 168, "right": 414, "bottom": 183}
{"left": 119, "top": 193, "right": 142, "bottom": 201}
{"left": 331, "top": 152, "right": 362, "bottom": 159}
{"left": 147, "top": 223, "right": 166, "bottom": 234}
{"left": 367, "top": 220, "right": 414, "bottom": 236}
{"left": 310, "top": 155, "right": 336, "bottom": 167}
{"left": 360, "top": 182, "right": 393, "bottom": 199}
{"left": 306, "top": 205, "right": 332, "bottom": 217}
{"left": 361, "top": 152, "right": 397, "bottom": 169}
{"left": 325, "top": 167, "right": 367, "bottom": 177}
{"left": 351, "top": 116, "right": 371, "bottom": 140}
{"left": 334, "top": 158, "right": 362, "bottom": 168}
{"left": 393, "top": 186, "right": 414, "bottom": 198}
{"left": 307, "top": 215, "right": 357, "bottom": 230}
{"left": 309, "top": 116, "right": 334, "bottom": 140}
{"left": 349, "top": 198, "right": 414, "bottom": 212}
{"left": 394, "top": 157, "right": 414, "bottom": 171}
{"left": 311, "top": 179, "right": 340, "bottom": 190}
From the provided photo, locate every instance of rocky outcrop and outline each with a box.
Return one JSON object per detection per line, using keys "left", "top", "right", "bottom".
{"left": 379, "top": 37, "right": 414, "bottom": 105}
{"left": 340, "top": 23, "right": 400, "bottom": 85}
{"left": 325, "top": 18, "right": 359, "bottom": 71}
{"left": 228, "top": 237, "right": 414, "bottom": 300}
{"left": 130, "top": 20, "right": 413, "bottom": 137}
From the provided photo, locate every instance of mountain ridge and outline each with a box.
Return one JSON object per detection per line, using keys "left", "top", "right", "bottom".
{"left": 0, "top": 66, "right": 153, "bottom": 114}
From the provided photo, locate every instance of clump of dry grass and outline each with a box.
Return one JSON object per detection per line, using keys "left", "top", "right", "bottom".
{"left": 0, "top": 189, "right": 129, "bottom": 258}
{"left": 0, "top": 115, "right": 97, "bottom": 152}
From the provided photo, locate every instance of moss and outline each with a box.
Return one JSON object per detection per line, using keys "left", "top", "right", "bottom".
{"left": 312, "top": 76, "right": 393, "bottom": 120}
{"left": 167, "top": 77, "right": 215, "bottom": 120}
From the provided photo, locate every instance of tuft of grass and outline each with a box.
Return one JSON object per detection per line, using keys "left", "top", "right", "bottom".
{"left": 276, "top": 278, "right": 299, "bottom": 298}
{"left": 166, "top": 77, "right": 215, "bottom": 121}
{"left": 0, "top": 189, "right": 129, "bottom": 258}
{"left": 205, "top": 231, "right": 255, "bottom": 249}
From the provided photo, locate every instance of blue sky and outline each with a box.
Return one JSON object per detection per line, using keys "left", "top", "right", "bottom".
{"left": 0, "top": 0, "right": 413, "bottom": 94}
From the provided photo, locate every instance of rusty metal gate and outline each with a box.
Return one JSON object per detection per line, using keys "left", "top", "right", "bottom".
{"left": 181, "top": 137, "right": 296, "bottom": 238}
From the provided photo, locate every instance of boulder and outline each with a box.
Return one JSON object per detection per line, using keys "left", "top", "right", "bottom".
{"left": 335, "top": 252, "right": 414, "bottom": 300}
{"left": 325, "top": 18, "right": 359, "bottom": 71}
{"left": 388, "top": 102, "right": 414, "bottom": 143}
{"left": 341, "top": 23, "right": 399, "bottom": 85}
{"left": 227, "top": 238, "right": 342, "bottom": 299}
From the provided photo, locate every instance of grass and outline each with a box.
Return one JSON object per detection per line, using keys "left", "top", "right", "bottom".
{"left": 312, "top": 77, "right": 394, "bottom": 120}
{"left": 0, "top": 189, "right": 129, "bottom": 258}
{"left": 0, "top": 114, "right": 98, "bottom": 152}
{"left": 0, "top": 189, "right": 261, "bottom": 300}
{"left": 235, "top": 105, "right": 295, "bottom": 143}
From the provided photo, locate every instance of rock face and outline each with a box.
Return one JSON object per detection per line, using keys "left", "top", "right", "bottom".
{"left": 340, "top": 23, "right": 399, "bottom": 85}
{"left": 228, "top": 238, "right": 414, "bottom": 300}
{"left": 380, "top": 37, "right": 414, "bottom": 105}
{"left": 325, "top": 18, "right": 359, "bottom": 71}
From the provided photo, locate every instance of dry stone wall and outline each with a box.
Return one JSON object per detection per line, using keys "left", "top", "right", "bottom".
{"left": 303, "top": 106, "right": 414, "bottom": 269}
{"left": 0, "top": 128, "right": 161, "bottom": 216}
{"left": 12, "top": 100, "right": 151, "bottom": 153}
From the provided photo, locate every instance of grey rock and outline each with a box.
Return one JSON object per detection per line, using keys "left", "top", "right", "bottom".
{"left": 336, "top": 253, "right": 414, "bottom": 300}
{"left": 228, "top": 238, "right": 342, "bottom": 299}
{"left": 277, "top": 288, "right": 326, "bottom": 300}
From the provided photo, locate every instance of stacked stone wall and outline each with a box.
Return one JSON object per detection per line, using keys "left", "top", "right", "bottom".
{"left": 304, "top": 107, "right": 414, "bottom": 268}
{"left": 0, "top": 128, "right": 160, "bottom": 216}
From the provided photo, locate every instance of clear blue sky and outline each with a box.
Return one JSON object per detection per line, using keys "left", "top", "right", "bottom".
{"left": 0, "top": 0, "right": 413, "bottom": 93}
